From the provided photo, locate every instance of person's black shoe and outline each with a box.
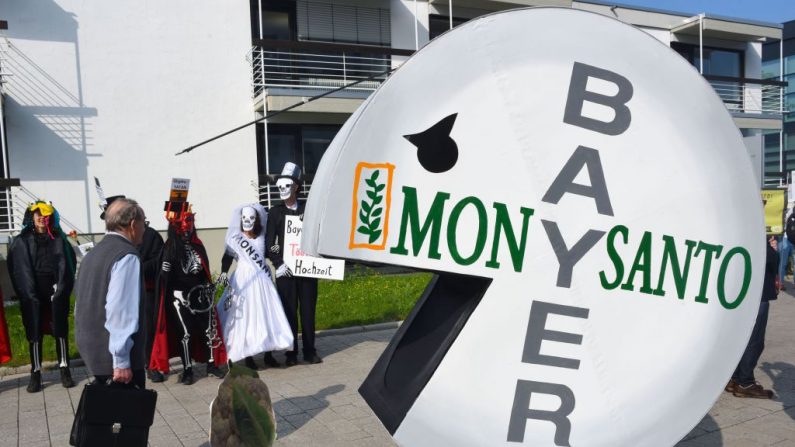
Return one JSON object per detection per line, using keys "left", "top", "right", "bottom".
{"left": 262, "top": 352, "right": 280, "bottom": 368}
{"left": 148, "top": 370, "right": 165, "bottom": 383}
{"left": 244, "top": 356, "right": 258, "bottom": 370}
{"left": 60, "top": 367, "right": 75, "bottom": 388}
{"left": 27, "top": 371, "right": 42, "bottom": 393}
{"left": 206, "top": 363, "right": 225, "bottom": 379}
{"left": 733, "top": 382, "right": 774, "bottom": 399}
{"left": 285, "top": 356, "right": 298, "bottom": 367}
{"left": 304, "top": 353, "right": 323, "bottom": 364}
{"left": 180, "top": 367, "right": 195, "bottom": 385}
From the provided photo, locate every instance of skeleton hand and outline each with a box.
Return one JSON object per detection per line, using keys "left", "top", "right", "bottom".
{"left": 270, "top": 244, "right": 280, "bottom": 254}
{"left": 276, "top": 264, "right": 293, "bottom": 278}
{"left": 161, "top": 261, "right": 171, "bottom": 272}
{"left": 218, "top": 272, "right": 229, "bottom": 287}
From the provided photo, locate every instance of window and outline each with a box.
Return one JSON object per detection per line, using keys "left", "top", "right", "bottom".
{"left": 672, "top": 43, "right": 744, "bottom": 109}
{"left": 251, "top": 0, "right": 296, "bottom": 41}
{"left": 258, "top": 124, "right": 342, "bottom": 179}
{"left": 763, "top": 125, "right": 795, "bottom": 184}
{"left": 262, "top": 11, "right": 293, "bottom": 40}
{"left": 268, "top": 133, "right": 298, "bottom": 175}
{"left": 671, "top": 43, "right": 744, "bottom": 77}
{"left": 295, "top": 0, "right": 391, "bottom": 46}
{"left": 429, "top": 15, "right": 468, "bottom": 40}
{"left": 302, "top": 126, "right": 338, "bottom": 175}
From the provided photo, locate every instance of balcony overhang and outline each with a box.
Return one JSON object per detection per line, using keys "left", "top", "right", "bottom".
{"left": 672, "top": 15, "right": 782, "bottom": 42}
{"left": 732, "top": 114, "right": 782, "bottom": 131}
{"left": 255, "top": 89, "right": 367, "bottom": 115}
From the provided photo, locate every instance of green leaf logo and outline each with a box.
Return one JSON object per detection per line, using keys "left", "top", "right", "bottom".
{"left": 357, "top": 170, "right": 386, "bottom": 243}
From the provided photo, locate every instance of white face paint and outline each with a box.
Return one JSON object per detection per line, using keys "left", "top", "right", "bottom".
{"left": 276, "top": 178, "right": 295, "bottom": 200}
{"left": 241, "top": 206, "right": 256, "bottom": 231}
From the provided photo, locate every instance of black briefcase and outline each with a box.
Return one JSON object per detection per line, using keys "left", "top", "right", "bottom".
{"left": 70, "top": 380, "right": 158, "bottom": 447}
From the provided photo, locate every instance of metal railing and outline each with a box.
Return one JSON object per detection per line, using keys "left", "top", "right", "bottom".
{"left": 0, "top": 183, "right": 91, "bottom": 245}
{"left": 247, "top": 47, "right": 390, "bottom": 97}
{"left": 0, "top": 33, "right": 10, "bottom": 82}
{"left": 247, "top": 39, "right": 413, "bottom": 98}
{"left": 704, "top": 75, "right": 788, "bottom": 115}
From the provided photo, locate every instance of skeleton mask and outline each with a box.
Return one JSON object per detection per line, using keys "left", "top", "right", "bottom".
{"left": 241, "top": 206, "right": 256, "bottom": 231}
{"left": 276, "top": 178, "right": 296, "bottom": 200}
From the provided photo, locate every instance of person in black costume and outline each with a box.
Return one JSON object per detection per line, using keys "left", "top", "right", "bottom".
{"left": 100, "top": 195, "right": 165, "bottom": 382}
{"left": 8, "top": 201, "right": 76, "bottom": 392}
{"left": 150, "top": 207, "right": 226, "bottom": 384}
{"left": 266, "top": 162, "right": 322, "bottom": 366}
{"left": 725, "top": 234, "right": 778, "bottom": 399}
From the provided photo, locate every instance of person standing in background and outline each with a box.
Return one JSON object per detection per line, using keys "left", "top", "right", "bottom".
{"left": 782, "top": 205, "right": 795, "bottom": 289}
{"left": 8, "top": 201, "right": 76, "bottom": 392}
{"left": 726, "top": 234, "right": 778, "bottom": 399}
{"left": 150, "top": 207, "right": 226, "bottom": 384}
{"left": 266, "top": 163, "right": 322, "bottom": 366}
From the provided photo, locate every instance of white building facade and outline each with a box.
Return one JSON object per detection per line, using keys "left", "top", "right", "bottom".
{"left": 0, "top": 0, "right": 786, "bottom": 271}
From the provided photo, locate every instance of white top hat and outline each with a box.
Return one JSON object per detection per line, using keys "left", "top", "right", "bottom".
{"left": 276, "top": 162, "right": 302, "bottom": 181}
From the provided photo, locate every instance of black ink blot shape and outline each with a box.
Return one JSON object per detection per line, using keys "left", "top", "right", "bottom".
{"left": 404, "top": 113, "right": 458, "bottom": 173}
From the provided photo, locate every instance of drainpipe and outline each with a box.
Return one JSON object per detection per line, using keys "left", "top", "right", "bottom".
{"left": 781, "top": 37, "right": 785, "bottom": 186}
{"left": 263, "top": 107, "right": 271, "bottom": 208}
{"left": 259, "top": 0, "right": 269, "bottom": 206}
{"left": 698, "top": 14, "right": 704, "bottom": 74}
{"left": 414, "top": 0, "right": 419, "bottom": 51}
{"left": 0, "top": 82, "right": 7, "bottom": 180}
{"left": 0, "top": 33, "right": 10, "bottom": 227}
{"left": 258, "top": 0, "right": 264, "bottom": 39}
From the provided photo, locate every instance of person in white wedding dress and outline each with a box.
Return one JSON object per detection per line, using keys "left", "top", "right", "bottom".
{"left": 216, "top": 204, "right": 293, "bottom": 369}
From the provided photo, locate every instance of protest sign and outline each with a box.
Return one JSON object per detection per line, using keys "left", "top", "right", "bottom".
{"left": 284, "top": 216, "right": 344, "bottom": 280}
{"left": 761, "top": 188, "right": 786, "bottom": 235}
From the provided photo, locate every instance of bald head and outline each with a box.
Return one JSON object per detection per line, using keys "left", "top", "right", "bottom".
{"left": 105, "top": 198, "right": 145, "bottom": 233}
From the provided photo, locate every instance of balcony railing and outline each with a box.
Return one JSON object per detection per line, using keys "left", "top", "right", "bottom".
{"left": 247, "top": 39, "right": 413, "bottom": 97}
{"left": 0, "top": 180, "right": 92, "bottom": 246}
{"left": 704, "top": 75, "right": 788, "bottom": 116}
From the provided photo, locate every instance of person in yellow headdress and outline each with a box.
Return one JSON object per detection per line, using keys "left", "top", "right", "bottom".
{"left": 7, "top": 201, "right": 77, "bottom": 392}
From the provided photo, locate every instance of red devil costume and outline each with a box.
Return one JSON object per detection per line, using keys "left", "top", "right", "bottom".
{"left": 0, "top": 288, "right": 11, "bottom": 365}
{"left": 149, "top": 205, "right": 226, "bottom": 384}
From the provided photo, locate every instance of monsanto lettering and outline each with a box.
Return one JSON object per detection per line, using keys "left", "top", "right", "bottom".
{"left": 388, "top": 187, "right": 535, "bottom": 272}
{"left": 599, "top": 226, "right": 752, "bottom": 309}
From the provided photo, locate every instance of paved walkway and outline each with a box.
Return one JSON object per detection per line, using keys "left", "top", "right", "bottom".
{"left": 0, "top": 293, "right": 794, "bottom": 446}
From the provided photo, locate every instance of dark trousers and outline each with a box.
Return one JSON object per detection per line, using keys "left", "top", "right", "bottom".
{"left": 732, "top": 301, "right": 769, "bottom": 386}
{"left": 28, "top": 337, "right": 69, "bottom": 373}
{"left": 93, "top": 369, "right": 146, "bottom": 389}
{"left": 277, "top": 277, "right": 318, "bottom": 358}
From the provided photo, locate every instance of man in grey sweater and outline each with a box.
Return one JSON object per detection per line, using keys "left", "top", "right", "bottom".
{"left": 75, "top": 198, "right": 147, "bottom": 387}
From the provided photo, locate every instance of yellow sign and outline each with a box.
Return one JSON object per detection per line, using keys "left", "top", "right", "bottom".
{"left": 761, "top": 188, "right": 786, "bottom": 235}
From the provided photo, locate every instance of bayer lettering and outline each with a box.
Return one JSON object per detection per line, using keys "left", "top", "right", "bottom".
{"left": 387, "top": 62, "right": 752, "bottom": 446}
